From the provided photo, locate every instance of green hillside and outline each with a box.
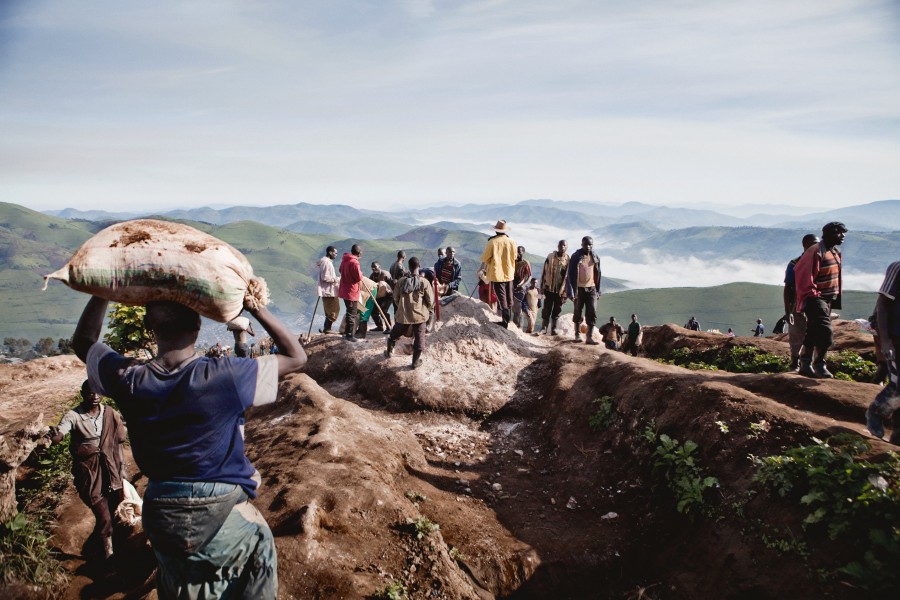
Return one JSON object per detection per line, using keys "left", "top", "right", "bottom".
{"left": 587, "top": 282, "right": 877, "bottom": 335}
{"left": 0, "top": 204, "right": 880, "bottom": 343}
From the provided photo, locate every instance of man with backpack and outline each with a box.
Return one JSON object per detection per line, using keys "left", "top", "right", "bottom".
{"left": 783, "top": 234, "right": 819, "bottom": 370}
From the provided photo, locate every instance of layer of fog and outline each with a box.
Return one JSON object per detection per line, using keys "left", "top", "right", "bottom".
{"left": 505, "top": 223, "right": 883, "bottom": 292}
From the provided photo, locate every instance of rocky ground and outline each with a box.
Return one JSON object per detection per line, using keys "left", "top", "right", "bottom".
{"left": 0, "top": 297, "right": 894, "bottom": 599}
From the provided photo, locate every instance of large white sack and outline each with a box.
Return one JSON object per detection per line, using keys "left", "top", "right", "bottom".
{"left": 43, "top": 219, "right": 269, "bottom": 322}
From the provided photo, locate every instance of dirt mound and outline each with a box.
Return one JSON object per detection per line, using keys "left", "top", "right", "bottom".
{"left": 0, "top": 355, "right": 85, "bottom": 428}
{"left": 2, "top": 307, "right": 894, "bottom": 599}
{"left": 643, "top": 319, "right": 878, "bottom": 360}
{"left": 304, "top": 296, "right": 550, "bottom": 415}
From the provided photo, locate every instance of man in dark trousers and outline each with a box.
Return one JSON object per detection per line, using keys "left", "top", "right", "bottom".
{"left": 565, "top": 236, "right": 602, "bottom": 344}
{"left": 794, "top": 222, "right": 847, "bottom": 378}
{"left": 540, "top": 240, "right": 569, "bottom": 335}
{"left": 385, "top": 256, "right": 434, "bottom": 368}
{"left": 339, "top": 244, "right": 364, "bottom": 342}
{"left": 73, "top": 294, "right": 306, "bottom": 599}
{"left": 480, "top": 220, "right": 517, "bottom": 328}
{"left": 783, "top": 233, "right": 820, "bottom": 370}
{"left": 866, "top": 260, "right": 900, "bottom": 443}
{"left": 50, "top": 379, "right": 128, "bottom": 560}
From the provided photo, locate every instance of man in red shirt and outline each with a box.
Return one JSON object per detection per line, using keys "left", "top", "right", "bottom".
{"left": 793, "top": 222, "right": 847, "bottom": 378}
{"left": 339, "top": 244, "right": 364, "bottom": 343}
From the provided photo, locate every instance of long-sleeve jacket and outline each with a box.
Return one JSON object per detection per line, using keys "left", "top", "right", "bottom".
{"left": 433, "top": 257, "right": 462, "bottom": 292}
{"left": 541, "top": 251, "right": 569, "bottom": 294}
{"left": 316, "top": 256, "right": 339, "bottom": 298}
{"left": 480, "top": 233, "right": 517, "bottom": 283}
{"left": 565, "top": 248, "right": 602, "bottom": 298}
{"left": 393, "top": 273, "right": 435, "bottom": 325}
{"left": 794, "top": 241, "right": 842, "bottom": 311}
{"left": 338, "top": 253, "right": 363, "bottom": 301}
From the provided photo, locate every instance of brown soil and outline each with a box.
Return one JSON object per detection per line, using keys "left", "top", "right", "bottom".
{"left": 1, "top": 297, "right": 894, "bottom": 599}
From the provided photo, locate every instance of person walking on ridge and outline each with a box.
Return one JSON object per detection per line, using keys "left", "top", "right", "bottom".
{"left": 49, "top": 380, "right": 128, "bottom": 561}
{"left": 865, "top": 260, "right": 900, "bottom": 444}
{"left": 73, "top": 294, "right": 307, "bottom": 598}
{"left": 794, "top": 222, "right": 847, "bottom": 378}
{"left": 385, "top": 256, "right": 434, "bottom": 369}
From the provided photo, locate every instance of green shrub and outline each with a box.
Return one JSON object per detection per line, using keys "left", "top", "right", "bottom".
{"left": 752, "top": 435, "right": 900, "bottom": 591}
{"left": 0, "top": 512, "right": 66, "bottom": 590}
{"left": 373, "top": 580, "right": 407, "bottom": 599}
{"left": 826, "top": 350, "right": 877, "bottom": 383}
{"left": 648, "top": 433, "right": 719, "bottom": 516}
{"left": 660, "top": 345, "right": 788, "bottom": 374}
{"left": 588, "top": 396, "right": 618, "bottom": 431}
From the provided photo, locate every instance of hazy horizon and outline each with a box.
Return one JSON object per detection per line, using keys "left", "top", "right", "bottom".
{"left": 2, "top": 1, "right": 899, "bottom": 213}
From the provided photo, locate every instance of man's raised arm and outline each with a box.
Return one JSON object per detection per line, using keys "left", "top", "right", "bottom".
{"left": 247, "top": 305, "right": 307, "bottom": 377}
{"left": 73, "top": 296, "right": 110, "bottom": 362}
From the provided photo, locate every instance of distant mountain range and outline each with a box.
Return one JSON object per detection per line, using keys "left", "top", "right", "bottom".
{"left": 2, "top": 198, "right": 896, "bottom": 341}
{"left": 47, "top": 198, "right": 900, "bottom": 233}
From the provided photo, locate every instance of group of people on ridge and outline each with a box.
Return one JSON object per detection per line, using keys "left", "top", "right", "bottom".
{"left": 43, "top": 216, "right": 899, "bottom": 600}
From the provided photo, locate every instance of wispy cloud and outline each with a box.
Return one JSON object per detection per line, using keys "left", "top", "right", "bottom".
{"left": 0, "top": 0, "right": 898, "bottom": 211}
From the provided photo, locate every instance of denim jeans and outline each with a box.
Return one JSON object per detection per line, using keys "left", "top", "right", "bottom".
{"left": 144, "top": 481, "right": 277, "bottom": 600}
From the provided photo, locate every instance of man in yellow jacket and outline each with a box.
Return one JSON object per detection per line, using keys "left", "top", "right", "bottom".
{"left": 480, "top": 220, "right": 517, "bottom": 328}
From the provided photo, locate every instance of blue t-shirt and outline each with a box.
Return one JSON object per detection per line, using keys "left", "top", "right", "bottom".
{"left": 87, "top": 343, "right": 278, "bottom": 498}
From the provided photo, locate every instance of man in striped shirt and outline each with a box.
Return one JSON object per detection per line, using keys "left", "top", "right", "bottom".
{"left": 865, "top": 261, "right": 900, "bottom": 443}
{"left": 793, "top": 222, "right": 848, "bottom": 378}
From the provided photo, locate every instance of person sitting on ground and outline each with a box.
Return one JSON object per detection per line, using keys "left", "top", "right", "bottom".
{"left": 523, "top": 277, "right": 540, "bottom": 334}
{"left": 433, "top": 246, "right": 462, "bottom": 298}
{"left": 49, "top": 380, "right": 128, "bottom": 561}
{"left": 726, "top": 327, "right": 735, "bottom": 337}
{"left": 753, "top": 318, "right": 765, "bottom": 337}
{"left": 385, "top": 257, "right": 434, "bottom": 369}
{"left": 206, "top": 341, "right": 224, "bottom": 358}
{"left": 599, "top": 316, "right": 624, "bottom": 350}
{"left": 73, "top": 294, "right": 307, "bottom": 599}
{"left": 685, "top": 316, "right": 701, "bottom": 331}
{"left": 622, "top": 313, "right": 642, "bottom": 356}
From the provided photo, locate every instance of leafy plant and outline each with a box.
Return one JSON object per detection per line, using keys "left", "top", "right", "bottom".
{"left": 588, "top": 396, "right": 617, "bottom": 431}
{"left": 826, "top": 350, "right": 877, "bottom": 383}
{"left": 660, "top": 345, "right": 789, "bottom": 374}
{"left": 0, "top": 512, "right": 67, "bottom": 590}
{"left": 648, "top": 434, "right": 719, "bottom": 516}
{"left": 715, "top": 420, "right": 730, "bottom": 434}
{"left": 406, "top": 517, "right": 440, "bottom": 540}
{"left": 373, "top": 580, "right": 407, "bottom": 599}
{"left": 449, "top": 546, "right": 467, "bottom": 561}
{"left": 103, "top": 303, "right": 155, "bottom": 357}
{"left": 752, "top": 435, "right": 900, "bottom": 590}
{"left": 404, "top": 491, "right": 427, "bottom": 508}
{"left": 747, "top": 419, "right": 770, "bottom": 439}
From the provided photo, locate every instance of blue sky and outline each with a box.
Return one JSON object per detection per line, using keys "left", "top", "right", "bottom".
{"left": 1, "top": 0, "right": 899, "bottom": 213}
